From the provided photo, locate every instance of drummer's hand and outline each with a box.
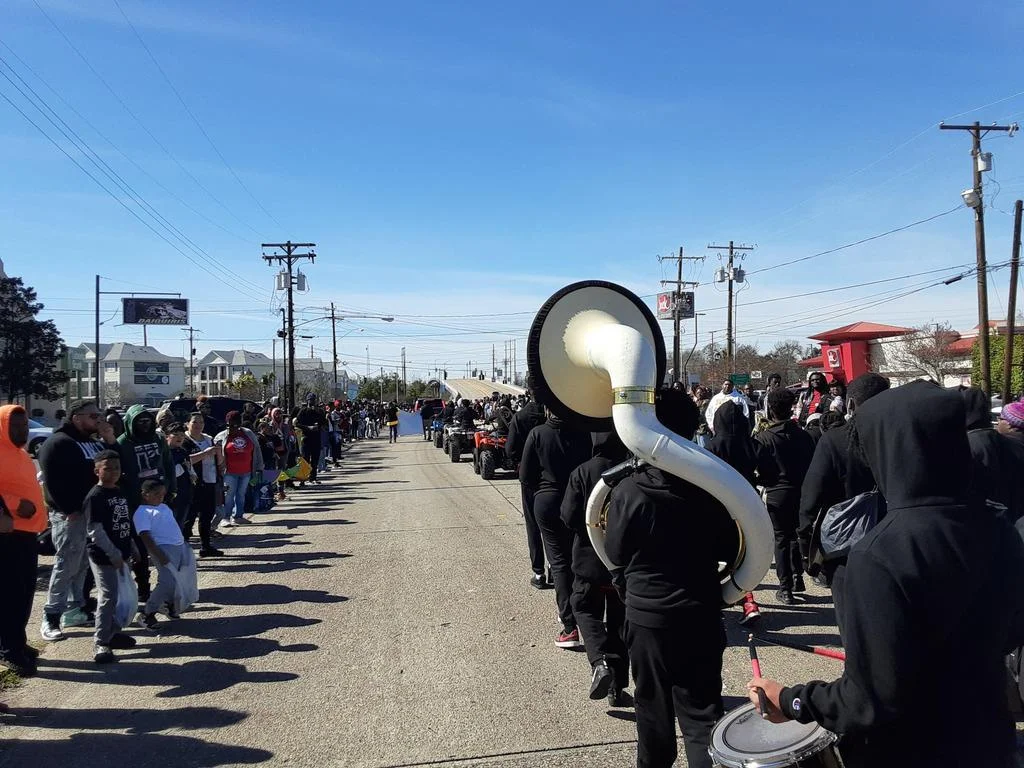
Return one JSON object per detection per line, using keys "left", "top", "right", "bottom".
{"left": 747, "top": 677, "right": 790, "bottom": 723}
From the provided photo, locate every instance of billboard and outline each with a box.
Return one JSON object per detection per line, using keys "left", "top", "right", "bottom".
{"left": 122, "top": 298, "right": 189, "bottom": 325}
{"left": 656, "top": 291, "right": 695, "bottom": 320}
{"left": 134, "top": 361, "right": 170, "bottom": 386}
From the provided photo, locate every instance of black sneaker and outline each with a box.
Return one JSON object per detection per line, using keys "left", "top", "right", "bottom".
{"left": 94, "top": 645, "right": 115, "bottom": 664}
{"left": 0, "top": 655, "right": 37, "bottom": 678}
{"left": 109, "top": 633, "right": 137, "bottom": 649}
{"left": 792, "top": 575, "right": 807, "bottom": 593}
{"left": 775, "top": 588, "right": 796, "bottom": 606}
{"left": 589, "top": 660, "right": 615, "bottom": 701}
{"left": 138, "top": 612, "right": 160, "bottom": 632}
{"left": 40, "top": 613, "right": 64, "bottom": 642}
{"left": 164, "top": 602, "right": 180, "bottom": 620}
{"left": 530, "top": 574, "right": 549, "bottom": 590}
{"left": 199, "top": 547, "right": 224, "bottom": 558}
{"left": 813, "top": 572, "right": 830, "bottom": 588}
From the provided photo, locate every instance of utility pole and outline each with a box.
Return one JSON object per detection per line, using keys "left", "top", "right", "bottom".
{"left": 183, "top": 326, "right": 201, "bottom": 395}
{"left": 659, "top": 247, "right": 701, "bottom": 384}
{"left": 940, "top": 120, "right": 1018, "bottom": 393}
{"left": 708, "top": 241, "right": 754, "bottom": 372}
{"left": 492, "top": 344, "right": 496, "bottom": 383}
{"left": 330, "top": 302, "right": 338, "bottom": 400}
{"left": 401, "top": 347, "right": 407, "bottom": 400}
{"left": 263, "top": 241, "right": 316, "bottom": 412}
{"left": 1004, "top": 199, "right": 1023, "bottom": 401}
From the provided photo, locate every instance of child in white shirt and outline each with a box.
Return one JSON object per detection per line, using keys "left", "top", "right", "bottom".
{"left": 133, "top": 478, "right": 186, "bottom": 631}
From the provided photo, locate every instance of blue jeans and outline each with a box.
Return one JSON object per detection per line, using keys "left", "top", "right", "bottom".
{"left": 224, "top": 473, "right": 251, "bottom": 520}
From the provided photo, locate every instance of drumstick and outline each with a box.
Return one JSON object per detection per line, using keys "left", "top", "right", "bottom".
{"left": 748, "top": 634, "right": 769, "bottom": 720}
{"left": 755, "top": 633, "right": 846, "bottom": 662}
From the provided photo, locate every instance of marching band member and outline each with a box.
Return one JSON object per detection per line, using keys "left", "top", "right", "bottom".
{"left": 748, "top": 381, "right": 1024, "bottom": 768}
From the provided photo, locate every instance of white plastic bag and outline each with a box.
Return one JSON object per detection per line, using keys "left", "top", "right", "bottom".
{"left": 171, "top": 544, "right": 200, "bottom": 614}
{"left": 114, "top": 565, "right": 138, "bottom": 629}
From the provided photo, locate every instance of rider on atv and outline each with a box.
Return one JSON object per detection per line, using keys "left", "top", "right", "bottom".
{"left": 453, "top": 399, "right": 476, "bottom": 429}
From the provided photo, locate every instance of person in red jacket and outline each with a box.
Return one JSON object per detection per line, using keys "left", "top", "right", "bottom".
{"left": 0, "top": 405, "right": 47, "bottom": 676}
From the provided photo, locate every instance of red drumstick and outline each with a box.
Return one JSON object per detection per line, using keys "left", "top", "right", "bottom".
{"left": 756, "top": 633, "right": 846, "bottom": 662}
{"left": 748, "top": 634, "right": 769, "bottom": 719}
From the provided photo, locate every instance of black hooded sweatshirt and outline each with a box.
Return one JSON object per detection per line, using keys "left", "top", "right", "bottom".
{"left": 506, "top": 401, "right": 545, "bottom": 465}
{"left": 560, "top": 431, "right": 629, "bottom": 584}
{"left": 706, "top": 401, "right": 764, "bottom": 486}
{"left": 755, "top": 418, "right": 816, "bottom": 508}
{"left": 518, "top": 416, "right": 591, "bottom": 496}
{"left": 960, "top": 386, "right": 1024, "bottom": 521}
{"left": 779, "top": 381, "right": 1024, "bottom": 768}
{"left": 37, "top": 422, "right": 112, "bottom": 514}
{"left": 604, "top": 465, "right": 739, "bottom": 628}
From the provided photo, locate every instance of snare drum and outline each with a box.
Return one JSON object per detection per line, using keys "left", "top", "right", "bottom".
{"left": 709, "top": 702, "right": 843, "bottom": 767}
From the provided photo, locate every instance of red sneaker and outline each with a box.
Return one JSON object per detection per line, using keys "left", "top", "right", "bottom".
{"left": 555, "top": 628, "right": 583, "bottom": 649}
{"left": 739, "top": 594, "right": 761, "bottom": 626}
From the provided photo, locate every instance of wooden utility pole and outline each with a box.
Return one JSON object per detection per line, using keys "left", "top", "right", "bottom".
{"left": 183, "top": 326, "right": 201, "bottom": 394}
{"left": 262, "top": 241, "right": 316, "bottom": 411}
{"left": 330, "top": 302, "right": 338, "bottom": 400}
{"left": 1004, "top": 200, "right": 1023, "bottom": 401}
{"left": 940, "top": 121, "right": 1018, "bottom": 393}
{"left": 659, "top": 247, "right": 701, "bottom": 383}
{"left": 708, "top": 241, "right": 754, "bottom": 371}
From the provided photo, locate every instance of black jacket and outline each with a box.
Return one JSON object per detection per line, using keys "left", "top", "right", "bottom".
{"left": 755, "top": 418, "right": 816, "bottom": 507}
{"left": 518, "top": 416, "right": 591, "bottom": 496}
{"left": 780, "top": 381, "right": 1024, "bottom": 768}
{"left": 506, "top": 401, "right": 545, "bottom": 465}
{"left": 798, "top": 421, "right": 875, "bottom": 543}
{"left": 960, "top": 386, "right": 1024, "bottom": 521}
{"left": 452, "top": 405, "right": 475, "bottom": 430}
{"left": 706, "top": 401, "right": 765, "bottom": 486}
{"left": 560, "top": 431, "right": 629, "bottom": 584}
{"left": 604, "top": 465, "right": 739, "bottom": 627}
{"left": 37, "top": 422, "right": 113, "bottom": 514}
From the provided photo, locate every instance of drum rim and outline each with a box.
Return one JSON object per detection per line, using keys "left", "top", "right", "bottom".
{"left": 709, "top": 702, "right": 837, "bottom": 768}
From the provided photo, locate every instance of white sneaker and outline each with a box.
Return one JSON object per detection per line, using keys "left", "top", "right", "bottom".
{"left": 221, "top": 519, "right": 237, "bottom": 528}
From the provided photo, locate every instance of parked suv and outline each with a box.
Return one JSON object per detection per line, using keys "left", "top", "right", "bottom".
{"left": 159, "top": 396, "right": 261, "bottom": 435}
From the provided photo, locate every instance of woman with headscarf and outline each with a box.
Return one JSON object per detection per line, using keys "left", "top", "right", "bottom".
{"left": 705, "top": 400, "right": 768, "bottom": 623}
{"left": 749, "top": 380, "right": 1024, "bottom": 768}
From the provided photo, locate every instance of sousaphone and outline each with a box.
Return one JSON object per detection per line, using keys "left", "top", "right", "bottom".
{"left": 527, "top": 280, "right": 772, "bottom": 604}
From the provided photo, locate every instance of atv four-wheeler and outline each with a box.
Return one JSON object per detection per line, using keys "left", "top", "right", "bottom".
{"left": 445, "top": 424, "right": 478, "bottom": 463}
{"left": 472, "top": 428, "right": 515, "bottom": 480}
{"left": 431, "top": 416, "right": 446, "bottom": 448}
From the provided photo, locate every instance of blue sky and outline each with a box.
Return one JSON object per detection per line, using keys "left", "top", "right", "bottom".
{"left": 3, "top": 0, "right": 1024, "bottom": 381}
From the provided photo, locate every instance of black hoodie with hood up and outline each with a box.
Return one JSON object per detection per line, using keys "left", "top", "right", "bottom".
{"left": 560, "top": 431, "right": 629, "bottom": 584}
{"left": 705, "top": 401, "right": 765, "bottom": 486}
{"left": 779, "top": 380, "right": 1024, "bottom": 768}
{"left": 959, "top": 385, "right": 1024, "bottom": 521}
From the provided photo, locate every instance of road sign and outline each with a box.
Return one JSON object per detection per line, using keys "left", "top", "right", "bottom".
{"left": 751, "top": 370, "right": 763, "bottom": 380}
{"left": 656, "top": 292, "right": 674, "bottom": 319}
{"left": 677, "top": 291, "right": 695, "bottom": 319}
{"left": 656, "top": 291, "right": 695, "bottom": 320}
{"left": 731, "top": 373, "right": 751, "bottom": 386}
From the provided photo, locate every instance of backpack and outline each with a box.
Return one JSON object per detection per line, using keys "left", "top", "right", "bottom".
{"left": 817, "top": 489, "right": 884, "bottom": 561}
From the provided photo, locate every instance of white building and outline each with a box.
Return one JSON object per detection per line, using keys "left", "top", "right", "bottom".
{"left": 194, "top": 349, "right": 275, "bottom": 395}
{"left": 74, "top": 342, "right": 186, "bottom": 407}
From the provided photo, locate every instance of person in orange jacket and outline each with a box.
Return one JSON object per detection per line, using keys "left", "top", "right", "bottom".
{"left": 0, "top": 405, "right": 47, "bottom": 677}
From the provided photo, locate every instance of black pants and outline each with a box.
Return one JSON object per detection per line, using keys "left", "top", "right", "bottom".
{"left": 628, "top": 614, "right": 725, "bottom": 768}
{"left": 0, "top": 532, "right": 38, "bottom": 662}
{"left": 131, "top": 531, "right": 151, "bottom": 601}
{"left": 172, "top": 488, "right": 193, "bottom": 530}
{"left": 302, "top": 432, "right": 322, "bottom": 482}
{"left": 766, "top": 492, "right": 802, "bottom": 590}
{"left": 572, "top": 577, "right": 628, "bottom": 685}
{"left": 422, "top": 421, "right": 431, "bottom": 440}
{"left": 533, "top": 490, "right": 575, "bottom": 632}
{"left": 191, "top": 481, "right": 217, "bottom": 549}
{"left": 520, "top": 484, "right": 545, "bottom": 576}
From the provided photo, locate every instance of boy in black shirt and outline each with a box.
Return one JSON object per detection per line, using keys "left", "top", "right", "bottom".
{"left": 84, "top": 450, "right": 139, "bottom": 663}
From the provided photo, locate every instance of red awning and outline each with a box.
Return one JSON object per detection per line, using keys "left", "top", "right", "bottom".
{"left": 809, "top": 321, "right": 913, "bottom": 343}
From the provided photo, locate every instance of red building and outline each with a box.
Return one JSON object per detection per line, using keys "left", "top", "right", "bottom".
{"left": 798, "top": 321, "right": 914, "bottom": 384}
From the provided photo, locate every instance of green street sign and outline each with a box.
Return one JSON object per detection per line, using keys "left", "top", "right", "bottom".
{"left": 731, "top": 373, "right": 751, "bottom": 386}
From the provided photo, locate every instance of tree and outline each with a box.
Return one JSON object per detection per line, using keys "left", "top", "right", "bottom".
{"left": 976, "top": 333, "right": 1024, "bottom": 398}
{"left": 356, "top": 373, "right": 399, "bottom": 402}
{"left": 892, "top": 323, "right": 964, "bottom": 383}
{"left": 259, "top": 372, "right": 276, "bottom": 400}
{"left": 229, "top": 372, "right": 262, "bottom": 401}
{"left": 0, "top": 277, "right": 68, "bottom": 402}
{"left": 102, "top": 381, "right": 122, "bottom": 408}
{"left": 765, "top": 340, "right": 812, "bottom": 385}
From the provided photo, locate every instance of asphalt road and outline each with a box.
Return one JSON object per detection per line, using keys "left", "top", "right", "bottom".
{"left": 2, "top": 435, "right": 845, "bottom": 767}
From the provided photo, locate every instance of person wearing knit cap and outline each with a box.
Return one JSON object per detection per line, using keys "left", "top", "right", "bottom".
{"left": 999, "top": 400, "right": 1024, "bottom": 434}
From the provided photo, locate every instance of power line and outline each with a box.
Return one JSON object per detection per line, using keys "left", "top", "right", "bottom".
{"left": 112, "top": 0, "right": 284, "bottom": 231}
{"left": 0, "top": 57, "right": 269, "bottom": 301}
{"left": 31, "top": 0, "right": 266, "bottom": 238}
{"left": 749, "top": 205, "right": 964, "bottom": 276}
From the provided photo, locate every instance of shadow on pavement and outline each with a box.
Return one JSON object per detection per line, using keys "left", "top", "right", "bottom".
{"left": 166, "top": 611, "right": 322, "bottom": 641}
{"left": 270, "top": 518, "right": 355, "bottom": 530}
{"left": 10, "top": 704, "right": 248, "bottom": 734}
{"left": 36, "top": 658, "right": 298, "bottom": 698}
{"left": 199, "top": 551, "right": 350, "bottom": 574}
{"left": 200, "top": 584, "right": 348, "bottom": 607}
{"left": 143, "top": 636, "right": 319, "bottom": 662}
{"left": 0, "top": 732, "right": 273, "bottom": 766}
